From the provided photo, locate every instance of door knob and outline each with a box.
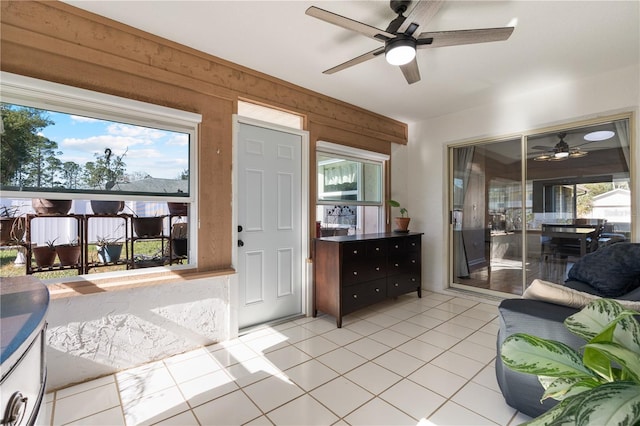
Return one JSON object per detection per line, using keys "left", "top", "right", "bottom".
{"left": 238, "top": 240, "right": 244, "bottom": 247}
{"left": 238, "top": 225, "right": 243, "bottom": 232}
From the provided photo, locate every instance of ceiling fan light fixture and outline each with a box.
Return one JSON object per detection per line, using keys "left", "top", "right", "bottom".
{"left": 554, "top": 151, "right": 570, "bottom": 159}
{"left": 385, "top": 36, "right": 416, "bottom": 66}
{"left": 569, "top": 149, "right": 588, "bottom": 158}
{"left": 534, "top": 154, "right": 552, "bottom": 161}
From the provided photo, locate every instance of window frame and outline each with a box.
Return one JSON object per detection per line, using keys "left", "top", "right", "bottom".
{"left": 1, "top": 72, "right": 202, "bottom": 274}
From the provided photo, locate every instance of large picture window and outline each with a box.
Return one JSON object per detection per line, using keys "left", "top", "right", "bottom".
{"left": 0, "top": 72, "right": 200, "bottom": 278}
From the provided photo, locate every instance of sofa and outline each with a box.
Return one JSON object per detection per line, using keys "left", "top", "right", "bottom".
{"left": 495, "top": 242, "right": 640, "bottom": 418}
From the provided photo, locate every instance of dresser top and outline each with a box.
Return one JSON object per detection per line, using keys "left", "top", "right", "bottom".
{"left": 316, "top": 231, "right": 422, "bottom": 243}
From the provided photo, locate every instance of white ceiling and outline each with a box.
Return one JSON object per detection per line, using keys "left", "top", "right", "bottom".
{"left": 63, "top": 1, "right": 639, "bottom": 125}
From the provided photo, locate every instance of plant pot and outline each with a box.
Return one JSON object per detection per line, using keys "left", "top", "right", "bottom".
{"left": 167, "top": 202, "right": 188, "bottom": 216}
{"left": 97, "top": 243, "right": 123, "bottom": 263}
{"left": 55, "top": 244, "right": 81, "bottom": 266}
{"left": 32, "top": 199, "right": 72, "bottom": 215}
{"left": 133, "top": 217, "right": 164, "bottom": 237}
{"left": 393, "top": 217, "right": 411, "bottom": 232}
{"left": 0, "top": 217, "right": 25, "bottom": 245}
{"left": 91, "top": 200, "right": 124, "bottom": 215}
{"left": 32, "top": 245, "right": 56, "bottom": 268}
{"left": 172, "top": 238, "right": 188, "bottom": 257}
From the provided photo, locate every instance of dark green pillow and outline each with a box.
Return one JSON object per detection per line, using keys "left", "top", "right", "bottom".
{"left": 567, "top": 243, "right": 640, "bottom": 298}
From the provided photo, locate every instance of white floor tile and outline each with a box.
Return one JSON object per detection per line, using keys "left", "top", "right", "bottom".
{"left": 345, "top": 337, "right": 392, "bottom": 360}
{"left": 510, "top": 411, "right": 533, "bottom": 425}
{"left": 65, "top": 406, "right": 125, "bottom": 426}
{"left": 428, "top": 401, "right": 498, "bottom": 426}
{"left": 466, "top": 330, "right": 499, "bottom": 349}
{"left": 192, "top": 390, "right": 262, "bottom": 425}
{"left": 243, "top": 332, "right": 291, "bottom": 354}
{"left": 317, "top": 347, "right": 367, "bottom": 374}
{"left": 472, "top": 364, "right": 501, "bottom": 393}
{"left": 421, "top": 308, "right": 459, "bottom": 321}
{"left": 284, "top": 359, "right": 339, "bottom": 391}
{"left": 226, "top": 355, "right": 284, "bottom": 387}
{"left": 310, "top": 377, "right": 373, "bottom": 417}
{"left": 447, "top": 314, "right": 487, "bottom": 330}
{"left": 54, "top": 382, "right": 121, "bottom": 425}
{"left": 55, "top": 374, "right": 115, "bottom": 399}
{"left": 151, "top": 410, "right": 199, "bottom": 425}
{"left": 452, "top": 381, "right": 516, "bottom": 424}
{"left": 165, "top": 352, "right": 223, "bottom": 384}
{"left": 242, "top": 374, "right": 304, "bottom": 412}
{"left": 450, "top": 339, "right": 496, "bottom": 364}
{"left": 384, "top": 306, "right": 419, "bottom": 320}
{"left": 406, "top": 313, "right": 444, "bottom": 329}
{"left": 178, "top": 368, "right": 238, "bottom": 407}
{"left": 321, "top": 327, "right": 363, "bottom": 346}
{"left": 396, "top": 339, "right": 444, "bottom": 362}
{"left": 432, "top": 321, "right": 476, "bottom": 339}
{"left": 266, "top": 394, "right": 339, "bottom": 425}
{"left": 344, "top": 361, "right": 402, "bottom": 395}
{"left": 387, "top": 320, "right": 429, "bottom": 338}
{"left": 433, "top": 301, "right": 471, "bottom": 314}
{"left": 208, "top": 341, "right": 259, "bottom": 367}
{"left": 368, "top": 328, "right": 412, "bottom": 348}
{"left": 379, "top": 379, "right": 446, "bottom": 420}
{"left": 117, "top": 363, "right": 176, "bottom": 403}
{"left": 416, "top": 329, "right": 462, "bottom": 349}
{"left": 364, "top": 312, "right": 403, "bottom": 328}
{"left": 344, "top": 397, "right": 416, "bottom": 426}
{"left": 294, "top": 335, "right": 339, "bottom": 357}
{"left": 431, "top": 351, "right": 486, "bottom": 379}
{"left": 244, "top": 415, "right": 275, "bottom": 425}
{"left": 460, "top": 306, "right": 499, "bottom": 322}
{"left": 277, "top": 324, "right": 318, "bottom": 343}
{"left": 407, "top": 363, "right": 467, "bottom": 398}
{"left": 373, "top": 349, "right": 425, "bottom": 377}
{"left": 344, "top": 319, "right": 384, "bottom": 336}
{"left": 122, "top": 386, "right": 189, "bottom": 426}
{"left": 302, "top": 317, "right": 339, "bottom": 334}
{"left": 264, "top": 344, "right": 312, "bottom": 371}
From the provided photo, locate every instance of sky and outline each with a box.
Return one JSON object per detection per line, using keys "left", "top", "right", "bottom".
{"left": 38, "top": 109, "right": 189, "bottom": 181}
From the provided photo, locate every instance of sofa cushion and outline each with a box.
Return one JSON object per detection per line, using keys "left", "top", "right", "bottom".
{"left": 566, "top": 243, "right": 640, "bottom": 298}
{"left": 524, "top": 279, "right": 640, "bottom": 311}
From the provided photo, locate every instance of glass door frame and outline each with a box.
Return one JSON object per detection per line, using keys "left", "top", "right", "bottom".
{"left": 447, "top": 112, "right": 635, "bottom": 297}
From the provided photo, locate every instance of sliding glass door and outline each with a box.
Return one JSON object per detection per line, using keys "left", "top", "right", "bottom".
{"left": 449, "top": 115, "right": 632, "bottom": 296}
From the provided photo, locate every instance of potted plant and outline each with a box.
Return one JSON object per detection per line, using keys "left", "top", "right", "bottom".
{"left": 96, "top": 235, "right": 124, "bottom": 263}
{"left": 0, "top": 205, "right": 25, "bottom": 246}
{"left": 89, "top": 148, "right": 127, "bottom": 215}
{"left": 171, "top": 221, "right": 188, "bottom": 257}
{"left": 32, "top": 239, "right": 57, "bottom": 268}
{"left": 132, "top": 216, "right": 164, "bottom": 237}
{"left": 32, "top": 198, "right": 72, "bottom": 215}
{"left": 55, "top": 239, "right": 81, "bottom": 266}
{"left": 388, "top": 199, "right": 410, "bottom": 232}
{"left": 501, "top": 298, "right": 640, "bottom": 425}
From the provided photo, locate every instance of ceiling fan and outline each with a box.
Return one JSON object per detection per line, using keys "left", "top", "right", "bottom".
{"left": 531, "top": 133, "right": 591, "bottom": 162}
{"left": 306, "top": 0, "right": 515, "bottom": 84}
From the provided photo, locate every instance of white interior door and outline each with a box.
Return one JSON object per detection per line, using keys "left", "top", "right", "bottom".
{"left": 236, "top": 120, "right": 307, "bottom": 329}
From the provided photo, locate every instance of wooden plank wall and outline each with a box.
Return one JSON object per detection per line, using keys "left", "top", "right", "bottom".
{"left": 0, "top": 0, "right": 408, "bottom": 272}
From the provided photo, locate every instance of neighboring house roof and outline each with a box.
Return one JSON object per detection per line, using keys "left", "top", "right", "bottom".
{"left": 115, "top": 177, "right": 188, "bottom": 195}
{"left": 592, "top": 189, "right": 631, "bottom": 207}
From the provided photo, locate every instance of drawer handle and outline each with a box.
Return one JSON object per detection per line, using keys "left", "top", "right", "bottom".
{"left": 375, "top": 267, "right": 380, "bottom": 271}
{"left": 395, "top": 244, "right": 399, "bottom": 249}
{"left": 353, "top": 294, "right": 358, "bottom": 299}
{"left": 394, "top": 263, "right": 399, "bottom": 267}
{"left": 394, "top": 283, "right": 399, "bottom": 287}
{"left": 375, "top": 247, "right": 380, "bottom": 251}
{"left": 353, "top": 271, "right": 358, "bottom": 276}
{"left": 375, "top": 288, "right": 380, "bottom": 292}
{"left": 411, "top": 278, "right": 416, "bottom": 282}
{"left": 411, "top": 260, "right": 416, "bottom": 264}
{"left": 353, "top": 250, "right": 358, "bottom": 254}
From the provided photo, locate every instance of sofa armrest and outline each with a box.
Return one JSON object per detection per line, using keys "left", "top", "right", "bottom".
{"left": 495, "top": 299, "right": 584, "bottom": 418}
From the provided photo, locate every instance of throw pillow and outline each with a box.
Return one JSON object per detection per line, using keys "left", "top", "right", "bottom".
{"left": 523, "top": 279, "right": 640, "bottom": 311}
{"left": 566, "top": 243, "right": 640, "bottom": 298}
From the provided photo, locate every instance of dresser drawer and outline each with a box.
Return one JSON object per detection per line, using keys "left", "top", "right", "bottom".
{"left": 342, "top": 242, "right": 366, "bottom": 261}
{"left": 342, "top": 259, "right": 387, "bottom": 285}
{"left": 387, "top": 273, "right": 420, "bottom": 297}
{"left": 388, "top": 252, "right": 420, "bottom": 275}
{"left": 342, "top": 279, "right": 387, "bottom": 314}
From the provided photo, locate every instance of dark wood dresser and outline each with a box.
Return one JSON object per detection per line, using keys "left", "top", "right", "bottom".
{"left": 313, "top": 232, "right": 422, "bottom": 327}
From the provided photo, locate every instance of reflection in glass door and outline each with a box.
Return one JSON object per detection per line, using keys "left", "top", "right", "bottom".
{"left": 450, "top": 138, "right": 524, "bottom": 296}
{"left": 449, "top": 116, "right": 632, "bottom": 297}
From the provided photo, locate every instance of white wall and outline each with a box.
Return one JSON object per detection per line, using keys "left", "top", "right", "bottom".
{"left": 46, "top": 274, "right": 236, "bottom": 390}
{"left": 398, "top": 64, "right": 640, "bottom": 293}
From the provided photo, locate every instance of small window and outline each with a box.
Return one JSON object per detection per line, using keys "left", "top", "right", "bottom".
{"left": 316, "top": 142, "right": 388, "bottom": 236}
{"left": 0, "top": 72, "right": 200, "bottom": 279}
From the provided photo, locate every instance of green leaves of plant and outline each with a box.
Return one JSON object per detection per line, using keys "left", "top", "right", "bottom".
{"left": 501, "top": 299, "right": 640, "bottom": 425}
{"left": 501, "top": 334, "right": 592, "bottom": 378}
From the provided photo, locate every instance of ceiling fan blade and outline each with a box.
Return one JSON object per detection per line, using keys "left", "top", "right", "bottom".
{"left": 397, "top": 0, "right": 445, "bottom": 35}
{"left": 400, "top": 58, "right": 421, "bottom": 84}
{"left": 323, "top": 47, "right": 385, "bottom": 74}
{"left": 306, "top": 6, "right": 394, "bottom": 41}
{"left": 530, "top": 145, "right": 554, "bottom": 151}
{"left": 416, "top": 27, "right": 514, "bottom": 48}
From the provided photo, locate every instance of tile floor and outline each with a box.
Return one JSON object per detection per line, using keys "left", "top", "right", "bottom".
{"left": 43, "top": 291, "right": 533, "bottom": 425}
